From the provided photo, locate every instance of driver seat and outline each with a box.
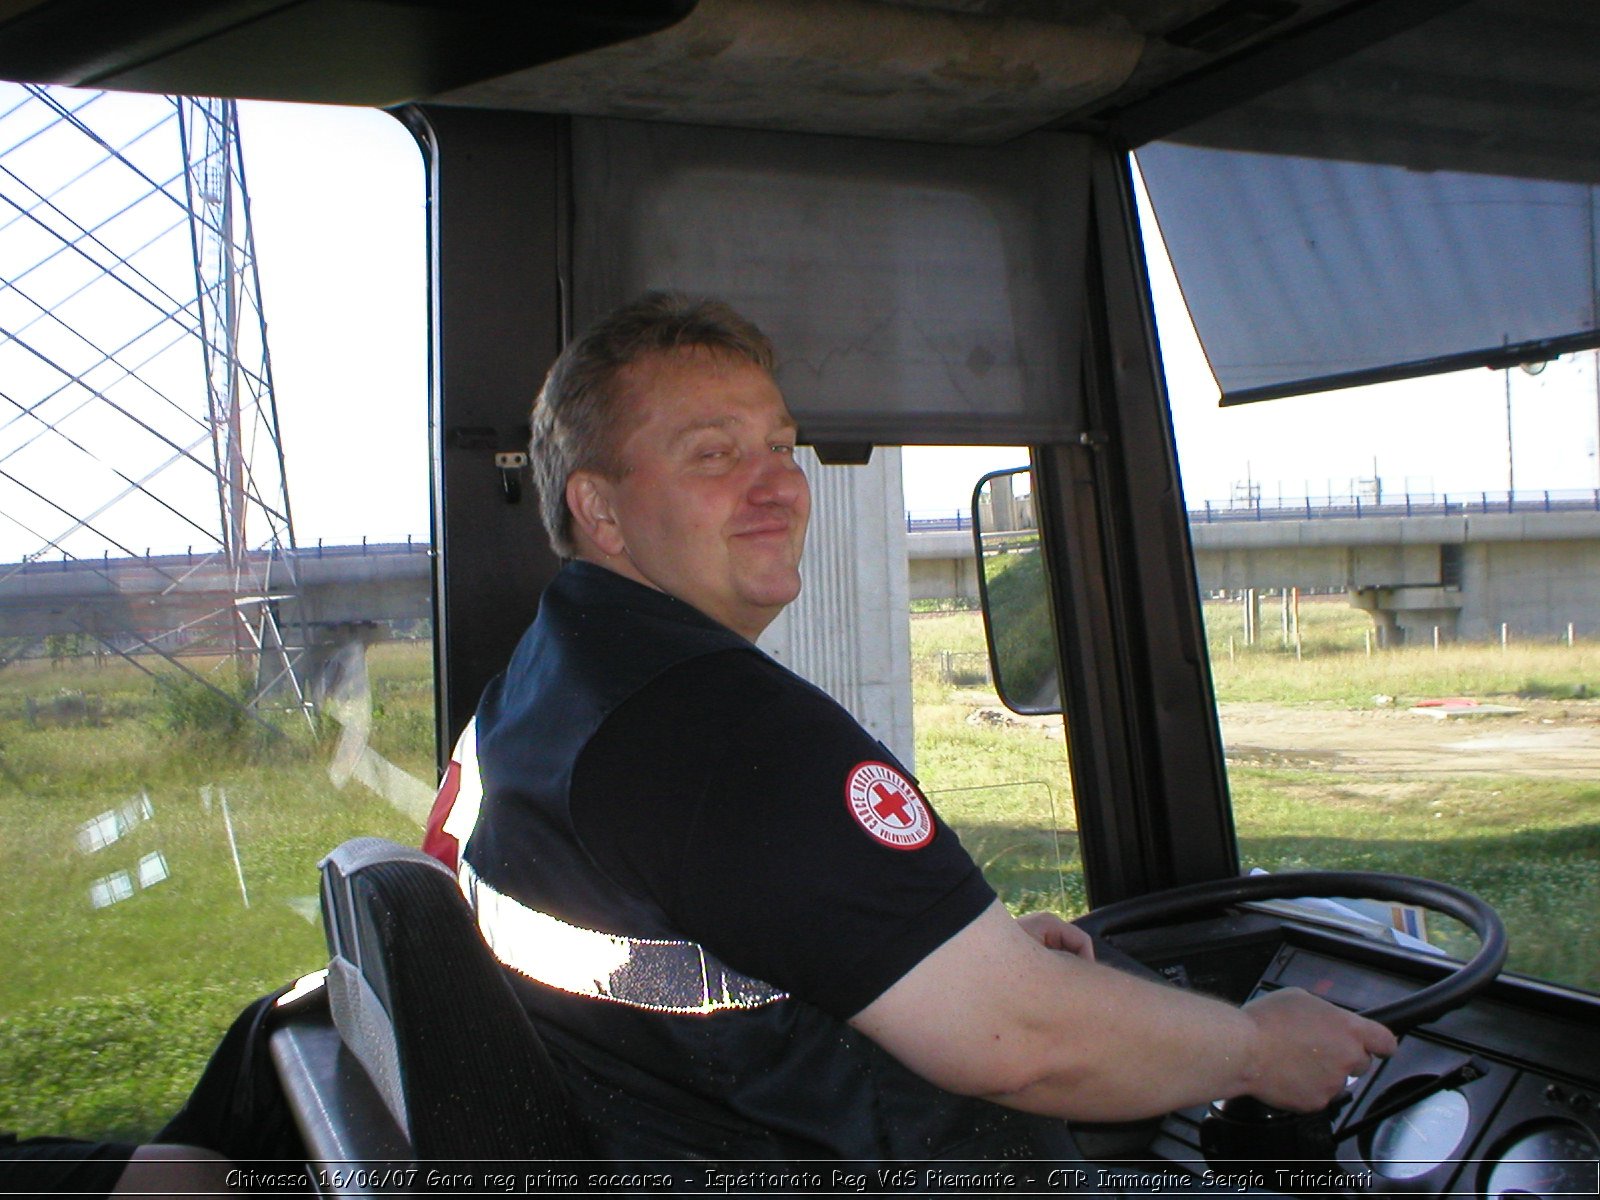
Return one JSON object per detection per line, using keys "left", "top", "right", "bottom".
{"left": 315, "top": 836, "right": 590, "bottom": 1163}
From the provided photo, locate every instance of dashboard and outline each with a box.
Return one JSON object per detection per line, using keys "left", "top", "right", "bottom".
{"left": 1104, "top": 913, "right": 1600, "bottom": 1198}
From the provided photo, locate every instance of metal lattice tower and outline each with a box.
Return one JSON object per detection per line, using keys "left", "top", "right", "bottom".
{"left": 0, "top": 83, "right": 305, "bottom": 719}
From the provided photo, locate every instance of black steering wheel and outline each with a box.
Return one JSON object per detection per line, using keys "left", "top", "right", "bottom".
{"left": 1073, "top": 870, "right": 1507, "bottom": 1032}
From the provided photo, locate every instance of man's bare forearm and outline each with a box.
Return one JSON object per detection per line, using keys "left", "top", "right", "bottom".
{"left": 853, "top": 901, "right": 1395, "bottom": 1123}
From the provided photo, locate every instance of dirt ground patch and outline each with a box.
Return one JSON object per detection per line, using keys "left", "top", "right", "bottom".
{"left": 965, "top": 695, "right": 1600, "bottom": 780}
{"left": 960, "top": 691, "right": 1600, "bottom": 784}
{"left": 1220, "top": 699, "right": 1600, "bottom": 779}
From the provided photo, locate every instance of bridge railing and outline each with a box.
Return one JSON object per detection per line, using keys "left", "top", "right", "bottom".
{"left": 2, "top": 536, "right": 433, "bottom": 574}
{"left": 909, "top": 489, "right": 1600, "bottom": 533}
{"left": 1187, "top": 488, "right": 1600, "bottom": 523}
{"left": 290, "top": 536, "right": 432, "bottom": 559}
{"left": 906, "top": 511, "right": 974, "bottom": 533}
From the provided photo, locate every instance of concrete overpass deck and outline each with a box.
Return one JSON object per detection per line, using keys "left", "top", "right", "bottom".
{"left": 7, "top": 487, "right": 1599, "bottom": 654}
{"left": 908, "top": 493, "right": 1600, "bottom": 645}
{"left": 0, "top": 541, "right": 432, "bottom": 649}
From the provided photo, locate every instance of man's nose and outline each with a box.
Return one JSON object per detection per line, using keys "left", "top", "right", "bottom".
{"left": 748, "top": 451, "right": 807, "bottom": 507}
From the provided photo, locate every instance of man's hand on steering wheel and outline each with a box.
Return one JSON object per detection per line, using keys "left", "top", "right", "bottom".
{"left": 1239, "top": 987, "right": 1398, "bottom": 1112}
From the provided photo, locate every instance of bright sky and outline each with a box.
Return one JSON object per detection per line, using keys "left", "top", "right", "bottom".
{"left": 235, "top": 102, "right": 429, "bottom": 548}
{"left": 12, "top": 96, "right": 1599, "bottom": 557}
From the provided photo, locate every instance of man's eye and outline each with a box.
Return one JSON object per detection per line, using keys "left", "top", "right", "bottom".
{"left": 771, "top": 443, "right": 795, "bottom": 455}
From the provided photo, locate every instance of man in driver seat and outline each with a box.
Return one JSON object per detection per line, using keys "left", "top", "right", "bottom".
{"left": 423, "top": 291, "right": 1395, "bottom": 1161}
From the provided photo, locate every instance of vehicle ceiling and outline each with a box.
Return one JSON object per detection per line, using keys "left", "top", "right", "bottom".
{"left": 0, "top": 2, "right": 1464, "bottom": 141}
{"left": 0, "top": 2, "right": 1587, "bottom": 174}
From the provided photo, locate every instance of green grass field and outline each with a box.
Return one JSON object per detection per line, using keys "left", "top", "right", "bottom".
{"left": 2, "top": 600, "right": 1597, "bottom": 1140}
{"left": 1202, "top": 592, "right": 1600, "bottom": 705}
{"left": 0, "top": 646, "right": 428, "bottom": 1140}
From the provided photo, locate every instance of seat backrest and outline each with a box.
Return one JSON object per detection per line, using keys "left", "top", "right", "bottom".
{"left": 319, "top": 837, "right": 590, "bottom": 1161}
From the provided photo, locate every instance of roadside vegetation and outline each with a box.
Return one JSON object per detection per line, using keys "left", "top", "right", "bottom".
{"left": 0, "top": 642, "right": 428, "bottom": 1140}
{"left": 1201, "top": 593, "right": 1600, "bottom": 706}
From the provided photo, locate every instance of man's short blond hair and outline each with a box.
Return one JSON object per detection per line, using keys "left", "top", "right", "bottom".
{"left": 529, "top": 292, "right": 777, "bottom": 558}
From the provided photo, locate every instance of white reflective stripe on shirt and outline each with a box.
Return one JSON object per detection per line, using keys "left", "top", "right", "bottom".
{"left": 460, "top": 861, "right": 789, "bottom": 1014}
{"left": 440, "top": 717, "right": 483, "bottom": 848}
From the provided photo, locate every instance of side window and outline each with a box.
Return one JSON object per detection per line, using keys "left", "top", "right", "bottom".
{"left": 0, "top": 89, "right": 430, "bottom": 1139}
{"left": 901, "top": 448, "right": 1085, "bottom": 919}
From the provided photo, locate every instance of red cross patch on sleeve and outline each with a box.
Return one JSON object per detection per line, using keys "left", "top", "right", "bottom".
{"left": 844, "top": 761, "right": 935, "bottom": 851}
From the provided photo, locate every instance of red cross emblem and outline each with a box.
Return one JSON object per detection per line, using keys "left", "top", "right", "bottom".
{"left": 872, "top": 782, "right": 913, "bottom": 826}
{"left": 845, "top": 762, "right": 934, "bottom": 850}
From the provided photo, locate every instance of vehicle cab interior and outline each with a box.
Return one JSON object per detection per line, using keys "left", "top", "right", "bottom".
{"left": 1, "top": 1, "right": 1597, "bottom": 1195}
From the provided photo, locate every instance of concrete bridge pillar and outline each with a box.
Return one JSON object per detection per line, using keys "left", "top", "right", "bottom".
{"left": 759, "top": 448, "right": 914, "bottom": 768}
{"left": 1367, "top": 604, "right": 1402, "bottom": 648}
{"left": 302, "top": 621, "right": 390, "bottom": 702}
{"left": 1349, "top": 584, "right": 1463, "bottom": 649}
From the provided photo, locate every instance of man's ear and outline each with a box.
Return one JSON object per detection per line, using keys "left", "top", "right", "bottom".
{"left": 567, "top": 471, "right": 626, "bottom": 557}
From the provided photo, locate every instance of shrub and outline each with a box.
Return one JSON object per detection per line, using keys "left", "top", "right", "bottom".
{"left": 151, "top": 672, "right": 254, "bottom": 748}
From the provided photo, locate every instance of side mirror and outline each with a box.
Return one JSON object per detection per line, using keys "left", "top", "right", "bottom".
{"left": 972, "top": 467, "right": 1062, "bottom": 715}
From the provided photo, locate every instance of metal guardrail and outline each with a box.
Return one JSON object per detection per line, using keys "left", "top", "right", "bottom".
{"left": 3, "top": 537, "right": 433, "bottom": 574}
{"left": 910, "top": 489, "right": 1600, "bottom": 532}
{"left": 1188, "top": 489, "right": 1600, "bottom": 523}
{"left": 290, "top": 537, "right": 433, "bottom": 559}
{"left": 906, "top": 513, "right": 974, "bottom": 532}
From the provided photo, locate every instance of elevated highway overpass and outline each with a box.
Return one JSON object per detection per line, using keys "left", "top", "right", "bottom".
{"left": 1188, "top": 499, "right": 1600, "bottom": 645}
{"left": 911, "top": 492, "right": 1600, "bottom": 646}
{"left": 7, "top": 491, "right": 1600, "bottom": 664}
{"left": 0, "top": 541, "right": 432, "bottom": 671}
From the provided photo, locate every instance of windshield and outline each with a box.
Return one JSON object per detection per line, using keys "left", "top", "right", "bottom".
{"left": 1138, "top": 166, "right": 1600, "bottom": 996}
